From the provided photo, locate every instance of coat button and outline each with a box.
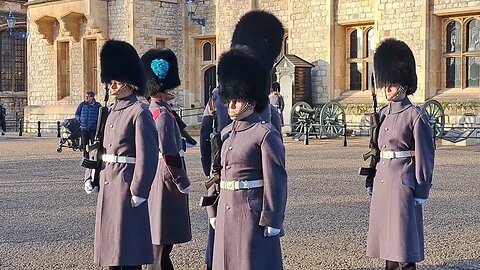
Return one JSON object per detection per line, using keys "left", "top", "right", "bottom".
{"left": 228, "top": 146, "right": 233, "bottom": 151}
{"left": 384, "top": 127, "right": 389, "bottom": 131}
{"left": 226, "top": 205, "right": 230, "bottom": 210}
{"left": 261, "top": 121, "right": 266, "bottom": 124}
{"left": 104, "top": 181, "right": 109, "bottom": 185}
{"left": 226, "top": 165, "right": 231, "bottom": 169}
{"left": 381, "top": 180, "right": 384, "bottom": 183}
{"left": 110, "top": 124, "right": 113, "bottom": 128}
{"left": 383, "top": 145, "right": 387, "bottom": 148}
{"left": 382, "top": 161, "right": 385, "bottom": 165}
{"left": 108, "top": 143, "right": 112, "bottom": 147}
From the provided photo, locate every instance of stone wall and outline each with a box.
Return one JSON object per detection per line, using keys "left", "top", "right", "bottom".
{"left": 108, "top": 0, "right": 130, "bottom": 41}
{"left": 336, "top": 0, "right": 374, "bottom": 22}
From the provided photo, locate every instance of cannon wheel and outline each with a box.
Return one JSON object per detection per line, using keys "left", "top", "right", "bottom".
{"left": 290, "top": 101, "right": 313, "bottom": 137}
{"left": 320, "top": 101, "right": 346, "bottom": 139}
{"left": 423, "top": 99, "right": 445, "bottom": 138}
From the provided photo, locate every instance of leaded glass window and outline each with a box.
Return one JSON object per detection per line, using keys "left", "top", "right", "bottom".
{"left": 0, "top": 30, "right": 27, "bottom": 92}
{"left": 347, "top": 25, "right": 374, "bottom": 91}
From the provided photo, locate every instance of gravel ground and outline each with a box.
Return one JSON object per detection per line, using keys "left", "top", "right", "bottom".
{"left": 0, "top": 134, "right": 478, "bottom": 270}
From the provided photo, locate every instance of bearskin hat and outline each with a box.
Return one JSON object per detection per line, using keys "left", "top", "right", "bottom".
{"left": 141, "top": 48, "right": 181, "bottom": 97}
{"left": 231, "top": 10, "right": 285, "bottom": 71}
{"left": 100, "top": 40, "right": 146, "bottom": 96}
{"left": 218, "top": 46, "right": 269, "bottom": 113}
{"left": 374, "top": 38, "right": 417, "bottom": 95}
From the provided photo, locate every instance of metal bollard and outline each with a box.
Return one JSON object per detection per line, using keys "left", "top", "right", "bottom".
{"left": 57, "top": 121, "right": 61, "bottom": 138}
{"left": 37, "top": 121, "right": 41, "bottom": 137}
{"left": 304, "top": 125, "right": 309, "bottom": 145}
{"left": 342, "top": 123, "right": 347, "bottom": 147}
{"left": 18, "top": 119, "right": 23, "bottom": 136}
{"left": 179, "top": 108, "right": 184, "bottom": 119}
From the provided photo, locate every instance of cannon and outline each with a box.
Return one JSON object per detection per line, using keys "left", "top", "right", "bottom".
{"left": 290, "top": 101, "right": 346, "bottom": 141}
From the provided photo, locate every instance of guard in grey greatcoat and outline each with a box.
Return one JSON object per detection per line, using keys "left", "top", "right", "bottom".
{"left": 84, "top": 40, "right": 159, "bottom": 270}
{"left": 200, "top": 86, "right": 231, "bottom": 270}
{"left": 366, "top": 38, "right": 435, "bottom": 270}
{"left": 141, "top": 48, "right": 192, "bottom": 270}
{"left": 212, "top": 11, "right": 287, "bottom": 270}
{"left": 269, "top": 82, "right": 285, "bottom": 125}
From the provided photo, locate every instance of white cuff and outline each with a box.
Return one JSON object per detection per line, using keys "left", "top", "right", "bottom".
{"left": 264, "top": 226, "right": 281, "bottom": 237}
{"left": 209, "top": 217, "right": 216, "bottom": 229}
{"left": 131, "top": 195, "right": 146, "bottom": 207}
{"left": 414, "top": 198, "right": 427, "bottom": 206}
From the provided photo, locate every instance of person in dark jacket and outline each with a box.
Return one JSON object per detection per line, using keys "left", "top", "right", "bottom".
{"left": 0, "top": 104, "right": 6, "bottom": 135}
{"left": 366, "top": 38, "right": 435, "bottom": 270}
{"left": 75, "top": 91, "right": 101, "bottom": 158}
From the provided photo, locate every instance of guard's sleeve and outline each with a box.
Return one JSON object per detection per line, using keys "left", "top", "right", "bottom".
{"left": 200, "top": 114, "right": 214, "bottom": 177}
{"left": 413, "top": 112, "right": 435, "bottom": 199}
{"left": 269, "top": 105, "right": 282, "bottom": 135}
{"left": 130, "top": 109, "right": 159, "bottom": 199}
{"left": 259, "top": 130, "right": 287, "bottom": 229}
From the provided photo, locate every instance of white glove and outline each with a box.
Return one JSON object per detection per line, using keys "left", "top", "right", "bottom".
{"left": 180, "top": 185, "right": 191, "bottom": 194}
{"left": 209, "top": 218, "right": 216, "bottom": 229}
{"left": 131, "top": 195, "right": 146, "bottom": 208}
{"left": 264, "top": 226, "right": 281, "bottom": 237}
{"left": 366, "top": 187, "right": 373, "bottom": 196}
{"left": 414, "top": 198, "right": 427, "bottom": 206}
{"left": 84, "top": 180, "right": 99, "bottom": 194}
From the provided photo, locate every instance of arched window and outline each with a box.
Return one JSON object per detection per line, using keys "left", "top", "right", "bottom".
{"left": 443, "top": 17, "right": 480, "bottom": 89}
{"left": 203, "top": 42, "right": 212, "bottom": 62}
{"left": 0, "top": 29, "right": 27, "bottom": 92}
{"left": 347, "top": 26, "right": 374, "bottom": 91}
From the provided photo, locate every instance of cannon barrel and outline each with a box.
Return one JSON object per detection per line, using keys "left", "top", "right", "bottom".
{"left": 295, "top": 106, "right": 316, "bottom": 115}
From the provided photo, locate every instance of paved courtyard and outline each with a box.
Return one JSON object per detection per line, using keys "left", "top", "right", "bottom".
{"left": 0, "top": 134, "right": 478, "bottom": 270}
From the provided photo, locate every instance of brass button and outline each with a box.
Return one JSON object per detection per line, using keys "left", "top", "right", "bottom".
{"left": 382, "top": 161, "right": 385, "bottom": 165}
{"left": 108, "top": 143, "right": 112, "bottom": 147}
{"left": 381, "top": 180, "right": 384, "bottom": 183}
{"left": 110, "top": 124, "right": 113, "bottom": 128}
{"left": 383, "top": 145, "right": 387, "bottom": 148}
{"left": 226, "top": 165, "right": 231, "bottom": 169}
{"left": 228, "top": 146, "right": 233, "bottom": 151}
{"left": 226, "top": 205, "right": 230, "bottom": 210}
{"left": 384, "top": 127, "right": 389, "bottom": 131}
{"left": 104, "top": 181, "right": 109, "bottom": 185}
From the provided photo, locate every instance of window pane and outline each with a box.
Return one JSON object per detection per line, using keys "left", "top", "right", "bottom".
{"left": 446, "top": 57, "right": 461, "bottom": 88}
{"left": 14, "top": 34, "right": 26, "bottom": 92}
{"left": 446, "top": 21, "right": 461, "bottom": 53}
{"left": 203, "top": 42, "right": 212, "bottom": 61}
{"left": 367, "top": 29, "right": 375, "bottom": 57}
{"left": 350, "top": 63, "right": 362, "bottom": 90}
{"left": 1, "top": 31, "right": 13, "bottom": 92}
{"left": 467, "top": 19, "right": 480, "bottom": 52}
{"left": 467, "top": 57, "right": 480, "bottom": 87}
{"left": 367, "top": 62, "right": 374, "bottom": 89}
{"left": 350, "top": 29, "right": 362, "bottom": 59}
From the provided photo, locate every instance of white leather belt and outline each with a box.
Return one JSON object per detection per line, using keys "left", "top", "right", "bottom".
{"left": 159, "top": 149, "right": 185, "bottom": 159}
{"left": 220, "top": 179, "right": 264, "bottom": 191}
{"left": 380, "top": 150, "right": 415, "bottom": 159}
{"left": 102, "top": 154, "right": 136, "bottom": 164}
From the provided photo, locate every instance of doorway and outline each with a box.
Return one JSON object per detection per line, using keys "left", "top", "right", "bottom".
{"left": 203, "top": 65, "right": 216, "bottom": 105}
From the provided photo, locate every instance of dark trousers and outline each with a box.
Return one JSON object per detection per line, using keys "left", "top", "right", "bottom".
{"left": 205, "top": 225, "right": 215, "bottom": 270}
{"left": 386, "top": 260, "right": 416, "bottom": 270}
{"left": 152, "top": 244, "right": 174, "bottom": 270}
{"left": 81, "top": 130, "right": 96, "bottom": 158}
{"left": 108, "top": 266, "right": 142, "bottom": 270}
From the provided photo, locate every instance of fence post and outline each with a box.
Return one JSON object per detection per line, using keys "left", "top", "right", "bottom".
{"left": 304, "top": 125, "right": 309, "bottom": 145}
{"left": 342, "top": 123, "right": 348, "bottom": 147}
{"left": 57, "top": 121, "right": 61, "bottom": 138}
{"left": 37, "top": 121, "right": 41, "bottom": 137}
{"left": 179, "top": 108, "right": 184, "bottom": 119}
{"left": 18, "top": 119, "right": 23, "bottom": 136}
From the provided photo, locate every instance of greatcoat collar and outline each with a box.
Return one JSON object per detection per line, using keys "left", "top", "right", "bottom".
{"left": 233, "top": 112, "right": 261, "bottom": 132}
{"left": 387, "top": 97, "right": 412, "bottom": 115}
{"left": 111, "top": 94, "right": 137, "bottom": 111}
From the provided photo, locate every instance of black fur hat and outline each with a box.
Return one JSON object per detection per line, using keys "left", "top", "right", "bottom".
{"left": 218, "top": 46, "right": 269, "bottom": 113}
{"left": 231, "top": 10, "right": 285, "bottom": 70}
{"left": 141, "top": 48, "right": 181, "bottom": 97}
{"left": 374, "top": 38, "right": 417, "bottom": 95}
{"left": 100, "top": 40, "right": 146, "bottom": 96}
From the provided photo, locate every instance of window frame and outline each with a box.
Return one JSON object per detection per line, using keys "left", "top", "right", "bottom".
{"left": 201, "top": 40, "right": 216, "bottom": 64}
{"left": 346, "top": 25, "right": 374, "bottom": 91}
{"left": 0, "top": 28, "right": 27, "bottom": 93}
{"left": 442, "top": 16, "right": 480, "bottom": 90}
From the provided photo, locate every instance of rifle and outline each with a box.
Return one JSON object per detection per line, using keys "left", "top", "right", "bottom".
{"left": 200, "top": 94, "right": 222, "bottom": 207}
{"left": 81, "top": 84, "right": 109, "bottom": 189}
{"left": 359, "top": 75, "right": 381, "bottom": 190}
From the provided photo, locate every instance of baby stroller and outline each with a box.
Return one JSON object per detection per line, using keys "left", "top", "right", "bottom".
{"left": 57, "top": 118, "right": 82, "bottom": 153}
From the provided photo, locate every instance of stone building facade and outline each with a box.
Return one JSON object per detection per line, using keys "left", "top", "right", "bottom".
{"left": 25, "top": 0, "right": 216, "bottom": 131}
{"left": 216, "top": 0, "right": 480, "bottom": 124}
{"left": 0, "top": 1, "right": 27, "bottom": 131}
{"left": 24, "top": 0, "right": 480, "bottom": 131}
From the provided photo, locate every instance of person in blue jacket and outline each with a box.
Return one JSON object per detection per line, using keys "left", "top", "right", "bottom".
{"left": 75, "top": 91, "right": 101, "bottom": 158}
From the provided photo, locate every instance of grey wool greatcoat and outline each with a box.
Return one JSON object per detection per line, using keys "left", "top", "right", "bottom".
{"left": 213, "top": 113, "right": 287, "bottom": 270}
{"left": 367, "top": 97, "right": 435, "bottom": 263}
{"left": 90, "top": 94, "right": 159, "bottom": 266}
{"left": 148, "top": 100, "right": 192, "bottom": 245}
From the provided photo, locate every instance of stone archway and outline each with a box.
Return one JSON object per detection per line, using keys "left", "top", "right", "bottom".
{"left": 203, "top": 65, "right": 216, "bottom": 105}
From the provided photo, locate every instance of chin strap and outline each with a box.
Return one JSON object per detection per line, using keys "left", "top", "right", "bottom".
{"left": 229, "top": 102, "right": 252, "bottom": 118}
{"left": 386, "top": 86, "right": 407, "bottom": 101}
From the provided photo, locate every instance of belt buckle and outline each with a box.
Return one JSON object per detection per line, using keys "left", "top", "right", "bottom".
{"left": 226, "top": 181, "right": 235, "bottom": 190}
{"left": 241, "top": 180, "right": 249, "bottom": 190}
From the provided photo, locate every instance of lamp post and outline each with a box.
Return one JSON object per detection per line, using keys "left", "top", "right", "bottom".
{"left": 6, "top": 11, "right": 28, "bottom": 39}
{"left": 185, "top": 0, "right": 206, "bottom": 27}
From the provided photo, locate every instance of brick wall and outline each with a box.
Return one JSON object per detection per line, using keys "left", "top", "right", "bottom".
{"left": 336, "top": 0, "right": 374, "bottom": 22}
{"left": 108, "top": 0, "right": 130, "bottom": 40}
{"left": 432, "top": 0, "right": 480, "bottom": 11}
